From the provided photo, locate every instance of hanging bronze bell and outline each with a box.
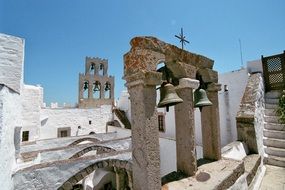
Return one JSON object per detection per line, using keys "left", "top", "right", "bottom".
{"left": 158, "top": 83, "right": 183, "bottom": 110}
{"left": 194, "top": 88, "right": 212, "bottom": 108}
{"left": 91, "top": 64, "right": 95, "bottom": 70}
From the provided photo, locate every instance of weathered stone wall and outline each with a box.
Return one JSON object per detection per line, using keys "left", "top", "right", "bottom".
{"left": 0, "top": 33, "right": 24, "bottom": 190}
{"left": 236, "top": 73, "right": 265, "bottom": 155}
{"left": 40, "top": 105, "right": 112, "bottom": 139}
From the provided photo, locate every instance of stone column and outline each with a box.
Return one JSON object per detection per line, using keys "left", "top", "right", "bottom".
{"left": 125, "top": 71, "right": 162, "bottom": 190}
{"left": 100, "top": 84, "right": 104, "bottom": 99}
{"left": 175, "top": 78, "right": 199, "bottom": 176}
{"left": 201, "top": 83, "right": 222, "bottom": 160}
{"left": 115, "top": 168, "right": 126, "bottom": 190}
{"left": 88, "top": 81, "right": 93, "bottom": 99}
{"left": 126, "top": 171, "right": 133, "bottom": 190}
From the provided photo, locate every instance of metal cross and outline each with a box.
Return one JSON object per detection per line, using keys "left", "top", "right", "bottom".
{"left": 175, "top": 28, "right": 189, "bottom": 50}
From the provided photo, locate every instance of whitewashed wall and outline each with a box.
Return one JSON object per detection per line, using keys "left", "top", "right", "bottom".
{"left": 116, "top": 90, "right": 131, "bottom": 121}
{"left": 217, "top": 68, "right": 249, "bottom": 146}
{"left": 192, "top": 69, "right": 249, "bottom": 147}
{"left": 0, "top": 86, "right": 22, "bottom": 190}
{"left": 21, "top": 85, "right": 43, "bottom": 141}
{"left": 118, "top": 68, "right": 251, "bottom": 148}
{"left": 157, "top": 107, "right": 176, "bottom": 139}
{"left": 40, "top": 105, "right": 112, "bottom": 139}
{"left": 0, "top": 33, "right": 24, "bottom": 190}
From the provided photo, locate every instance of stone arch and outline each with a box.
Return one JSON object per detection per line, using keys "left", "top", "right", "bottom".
{"left": 69, "top": 145, "right": 116, "bottom": 159}
{"left": 89, "top": 63, "right": 95, "bottom": 75}
{"left": 92, "top": 81, "right": 101, "bottom": 99}
{"left": 82, "top": 81, "right": 89, "bottom": 99}
{"left": 58, "top": 159, "right": 132, "bottom": 190}
{"left": 104, "top": 81, "right": 111, "bottom": 99}
{"left": 99, "top": 63, "right": 104, "bottom": 76}
{"left": 68, "top": 137, "right": 100, "bottom": 146}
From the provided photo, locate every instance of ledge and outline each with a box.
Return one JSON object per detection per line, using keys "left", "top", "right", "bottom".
{"left": 162, "top": 158, "right": 244, "bottom": 190}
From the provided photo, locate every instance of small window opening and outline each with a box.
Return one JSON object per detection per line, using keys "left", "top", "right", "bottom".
{"left": 158, "top": 113, "right": 165, "bottom": 132}
{"left": 22, "top": 131, "right": 29, "bottom": 142}
{"left": 60, "top": 130, "right": 68, "bottom": 137}
{"left": 58, "top": 127, "right": 71, "bottom": 138}
{"left": 89, "top": 120, "right": 92, "bottom": 125}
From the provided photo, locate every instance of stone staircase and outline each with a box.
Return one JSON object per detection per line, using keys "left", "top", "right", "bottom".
{"left": 263, "top": 91, "right": 285, "bottom": 167}
{"left": 113, "top": 108, "right": 131, "bottom": 129}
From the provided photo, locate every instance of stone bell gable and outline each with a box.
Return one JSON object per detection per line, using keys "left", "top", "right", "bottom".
{"left": 78, "top": 57, "right": 114, "bottom": 108}
{"left": 123, "top": 36, "right": 221, "bottom": 190}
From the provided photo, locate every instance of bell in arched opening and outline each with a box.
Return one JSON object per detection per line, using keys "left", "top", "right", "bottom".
{"left": 194, "top": 88, "right": 212, "bottom": 111}
{"left": 90, "top": 63, "right": 95, "bottom": 70}
{"left": 158, "top": 83, "right": 183, "bottom": 112}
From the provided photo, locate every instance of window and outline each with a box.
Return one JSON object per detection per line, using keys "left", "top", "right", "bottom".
{"left": 60, "top": 130, "right": 68, "bottom": 137}
{"left": 58, "top": 127, "right": 71, "bottom": 138}
{"left": 89, "top": 120, "right": 92, "bottom": 125}
{"left": 22, "top": 131, "right": 29, "bottom": 142}
{"left": 158, "top": 113, "right": 165, "bottom": 132}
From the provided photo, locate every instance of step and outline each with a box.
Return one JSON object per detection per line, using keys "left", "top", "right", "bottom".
{"left": 265, "top": 103, "right": 278, "bottom": 109}
{"left": 265, "top": 91, "right": 282, "bottom": 99}
{"left": 265, "top": 146, "right": 285, "bottom": 157}
{"left": 264, "top": 123, "right": 285, "bottom": 131}
{"left": 264, "top": 129, "right": 285, "bottom": 139}
{"left": 265, "top": 98, "right": 279, "bottom": 104}
{"left": 264, "top": 116, "right": 280, "bottom": 123}
{"left": 264, "top": 155, "right": 285, "bottom": 167}
{"left": 243, "top": 154, "right": 261, "bottom": 186}
{"left": 264, "top": 108, "right": 277, "bottom": 116}
{"left": 263, "top": 138, "right": 285, "bottom": 149}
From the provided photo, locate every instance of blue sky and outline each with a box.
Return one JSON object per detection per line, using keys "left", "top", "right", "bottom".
{"left": 1, "top": 0, "right": 284, "bottom": 105}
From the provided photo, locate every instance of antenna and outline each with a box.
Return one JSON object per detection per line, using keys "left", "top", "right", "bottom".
{"left": 239, "top": 39, "right": 244, "bottom": 68}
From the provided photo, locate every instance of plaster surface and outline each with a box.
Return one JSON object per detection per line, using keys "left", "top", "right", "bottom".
{"left": 40, "top": 105, "right": 112, "bottom": 139}
{"left": 22, "top": 137, "right": 131, "bottom": 164}
{"left": 0, "top": 33, "right": 24, "bottom": 93}
{"left": 14, "top": 151, "right": 132, "bottom": 190}
{"left": 21, "top": 84, "right": 43, "bottom": 141}
{"left": 0, "top": 86, "right": 22, "bottom": 190}
{"left": 0, "top": 33, "right": 24, "bottom": 190}
{"left": 20, "top": 132, "right": 117, "bottom": 153}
